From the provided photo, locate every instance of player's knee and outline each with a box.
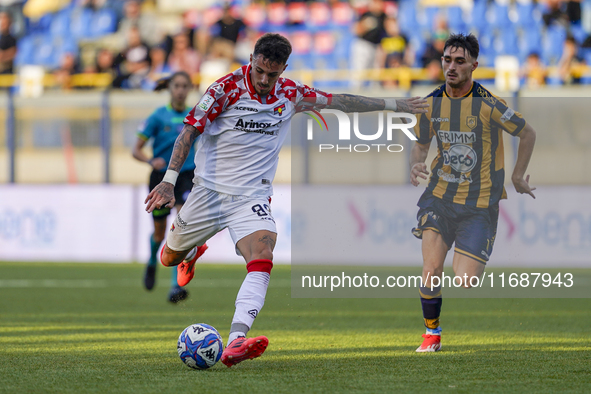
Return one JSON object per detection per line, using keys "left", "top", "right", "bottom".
{"left": 423, "top": 267, "right": 442, "bottom": 279}
{"left": 159, "top": 247, "right": 177, "bottom": 267}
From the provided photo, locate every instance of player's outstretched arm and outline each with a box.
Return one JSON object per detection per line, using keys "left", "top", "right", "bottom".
{"left": 327, "top": 94, "right": 428, "bottom": 114}
{"left": 512, "top": 123, "right": 537, "bottom": 199}
{"left": 409, "top": 141, "right": 430, "bottom": 187}
{"left": 145, "top": 124, "right": 200, "bottom": 212}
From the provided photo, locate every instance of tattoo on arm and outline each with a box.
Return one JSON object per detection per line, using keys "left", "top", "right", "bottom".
{"left": 169, "top": 124, "right": 199, "bottom": 172}
{"left": 327, "top": 94, "right": 386, "bottom": 113}
{"left": 258, "top": 235, "right": 276, "bottom": 250}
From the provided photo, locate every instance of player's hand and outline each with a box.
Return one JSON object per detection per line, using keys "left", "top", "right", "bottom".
{"left": 512, "top": 174, "right": 536, "bottom": 199}
{"left": 149, "top": 157, "right": 167, "bottom": 170}
{"left": 145, "top": 182, "right": 176, "bottom": 213}
{"left": 396, "top": 97, "right": 429, "bottom": 114}
{"left": 410, "top": 163, "right": 429, "bottom": 186}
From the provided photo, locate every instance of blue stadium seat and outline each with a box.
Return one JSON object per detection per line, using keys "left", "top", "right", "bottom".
{"left": 470, "top": 0, "right": 488, "bottom": 32}
{"left": 516, "top": 2, "right": 538, "bottom": 27}
{"left": 419, "top": 7, "right": 441, "bottom": 31}
{"left": 570, "top": 23, "right": 587, "bottom": 45}
{"left": 582, "top": 48, "right": 591, "bottom": 65}
{"left": 397, "top": 1, "right": 418, "bottom": 34}
{"left": 69, "top": 7, "right": 94, "bottom": 39}
{"left": 407, "top": 33, "right": 427, "bottom": 67}
{"left": 520, "top": 28, "right": 542, "bottom": 61}
{"left": 478, "top": 32, "right": 496, "bottom": 66}
{"left": 446, "top": 6, "right": 466, "bottom": 33}
{"left": 497, "top": 28, "right": 519, "bottom": 56}
{"left": 27, "top": 13, "right": 53, "bottom": 34}
{"left": 50, "top": 9, "right": 71, "bottom": 38}
{"left": 543, "top": 24, "right": 567, "bottom": 65}
{"left": 90, "top": 8, "right": 117, "bottom": 37}
{"left": 14, "top": 35, "right": 36, "bottom": 66}
{"left": 34, "top": 36, "right": 58, "bottom": 68}
{"left": 489, "top": 3, "right": 511, "bottom": 29}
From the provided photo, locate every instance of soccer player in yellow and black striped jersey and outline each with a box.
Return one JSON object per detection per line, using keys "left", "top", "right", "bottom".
{"left": 409, "top": 33, "right": 537, "bottom": 352}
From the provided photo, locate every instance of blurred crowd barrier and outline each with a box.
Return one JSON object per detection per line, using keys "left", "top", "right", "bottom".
{"left": 0, "top": 87, "right": 590, "bottom": 186}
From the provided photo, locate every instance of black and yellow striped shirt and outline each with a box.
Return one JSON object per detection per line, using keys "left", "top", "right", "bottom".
{"left": 415, "top": 82, "right": 526, "bottom": 208}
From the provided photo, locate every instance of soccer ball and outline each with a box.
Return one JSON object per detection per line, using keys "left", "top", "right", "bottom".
{"left": 177, "top": 323, "right": 224, "bottom": 370}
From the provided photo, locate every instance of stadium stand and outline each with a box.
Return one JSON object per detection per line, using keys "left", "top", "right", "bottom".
{"left": 1, "top": 0, "right": 590, "bottom": 89}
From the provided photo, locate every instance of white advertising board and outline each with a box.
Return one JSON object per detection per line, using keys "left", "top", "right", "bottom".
{"left": 0, "top": 185, "right": 135, "bottom": 262}
{"left": 292, "top": 186, "right": 591, "bottom": 267}
{"left": 1, "top": 184, "right": 589, "bottom": 267}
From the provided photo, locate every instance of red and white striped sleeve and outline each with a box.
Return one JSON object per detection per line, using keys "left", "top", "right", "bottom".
{"left": 184, "top": 76, "right": 240, "bottom": 134}
{"left": 293, "top": 81, "right": 332, "bottom": 113}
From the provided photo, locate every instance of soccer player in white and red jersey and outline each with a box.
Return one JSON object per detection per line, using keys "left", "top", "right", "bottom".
{"left": 145, "top": 33, "right": 428, "bottom": 367}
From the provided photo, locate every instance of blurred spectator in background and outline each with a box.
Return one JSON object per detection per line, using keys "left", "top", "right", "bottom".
{"left": 378, "top": 17, "right": 412, "bottom": 69}
{"left": 3, "top": 0, "right": 26, "bottom": 38}
{"left": 558, "top": 35, "right": 581, "bottom": 83}
{"left": 0, "top": 11, "right": 16, "bottom": 74}
{"left": 117, "top": 0, "right": 160, "bottom": 48}
{"left": 424, "top": 58, "right": 444, "bottom": 84}
{"left": 520, "top": 52, "right": 547, "bottom": 88}
{"left": 542, "top": 0, "right": 581, "bottom": 27}
{"left": 206, "top": 4, "right": 247, "bottom": 62}
{"left": 86, "top": 48, "right": 115, "bottom": 76}
{"left": 351, "top": 0, "right": 387, "bottom": 88}
{"left": 53, "top": 52, "right": 81, "bottom": 89}
{"left": 143, "top": 43, "right": 171, "bottom": 90}
{"left": 167, "top": 31, "right": 200, "bottom": 75}
{"left": 113, "top": 26, "right": 151, "bottom": 89}
{"left": 421, "top": 31, "right": 446, "bottom": 69}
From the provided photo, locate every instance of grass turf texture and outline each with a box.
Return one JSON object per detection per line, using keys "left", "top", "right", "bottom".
{"left": 0, "top": 262, "right": 589, "bottom": 393}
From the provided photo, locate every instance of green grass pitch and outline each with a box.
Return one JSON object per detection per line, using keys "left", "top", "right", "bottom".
{"left": 0, "top": 262, "right": 590, "bottom": 393}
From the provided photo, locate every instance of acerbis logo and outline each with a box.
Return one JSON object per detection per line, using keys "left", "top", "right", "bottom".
{"left": 235, "top": 106, "right": 259, "bottom": 112}
{"left": 305, "top": 109, "right": 418, "bottom": 153}
{"left": 443, "top": 144, "right": 477, "bottom": 173}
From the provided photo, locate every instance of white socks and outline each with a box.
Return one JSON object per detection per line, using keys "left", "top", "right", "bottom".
{"left": 228, "top": 271, "right": 270, "bottom": 345}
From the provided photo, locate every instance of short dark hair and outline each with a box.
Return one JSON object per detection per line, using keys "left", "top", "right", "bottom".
{"left": 253, "top": 33, "right": 292, "bottom": 66}
{"left": 444, "top": 33, "right": 479, "bottom": 60}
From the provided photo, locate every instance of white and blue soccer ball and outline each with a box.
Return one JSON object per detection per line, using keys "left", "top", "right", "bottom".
{"left": 177, "top": 323, "right": 223, "bottom": 370}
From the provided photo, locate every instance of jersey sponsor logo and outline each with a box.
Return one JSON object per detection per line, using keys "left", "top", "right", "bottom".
{"left": 466, "top": 115, "right": 477, "bottom": 130}
{"left": 431, "top": 117, "right": 449, "bottom": 122}
{"left": 437, "top": 169, "right": 473, "bottom": 184}
{"left": 235, "top": 118, "right": 272, "bottom": 129}
{"left": 233, "top": 118, "right": 282, "bottom": 135}
{"left": 197, "top": 94, "right": 215, "bottom": 112}
{"left": 500, "top": 108, "right": 515, "bottom": 123}
{"left": 235, "top": 106, "right": 259, "bottom": 112}
{"left": 274, "top": 103, "right": 286, "bottom": 116}
{"left": 443, "top": 144, "right": 477, "bottom": 173}
{"left": 437, "top": 130, "right": 476, "bottom": 144}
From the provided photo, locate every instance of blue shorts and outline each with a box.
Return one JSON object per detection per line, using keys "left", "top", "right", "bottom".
{"left": 411, "top": 192, "right": 499, "bottom": 264}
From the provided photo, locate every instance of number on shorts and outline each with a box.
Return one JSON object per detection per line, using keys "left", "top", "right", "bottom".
{"left": 252, "top": 204, "right": 271, "bottom": 217}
